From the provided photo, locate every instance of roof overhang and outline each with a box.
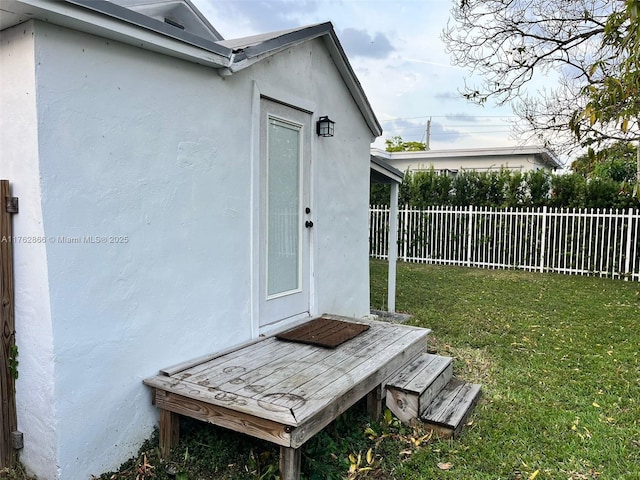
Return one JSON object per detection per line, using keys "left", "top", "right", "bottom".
{"left": 1, "top": 1, "right": 381, "bottom": 138}
{"left": 112, "top": 0, "right": 224, "bottom": 42}
{"left": 371, "top": 155, "right": 403, "bottom": 184}
{"left": 218, "top": 22, "right": 382, "bottom": 138}
{"left": 1, "top": 0, "right": 232, "bottom": 67}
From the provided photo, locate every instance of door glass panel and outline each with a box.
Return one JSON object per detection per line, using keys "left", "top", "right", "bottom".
{"left": 267, "top": 118, "right": 301, "bottom": 297}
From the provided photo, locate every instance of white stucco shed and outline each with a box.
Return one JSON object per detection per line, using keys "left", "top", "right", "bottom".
{"left": 0, "top": 1, "right": 381, "bottom": 478}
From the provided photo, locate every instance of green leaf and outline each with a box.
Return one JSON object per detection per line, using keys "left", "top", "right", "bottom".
{"left": 621, "top": 117, "right": 629, "bottom": 132}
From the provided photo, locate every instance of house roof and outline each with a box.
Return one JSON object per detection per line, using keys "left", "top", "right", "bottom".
{"left": 370, "top": 155, "right": 403, "bottom": 184}
{"left": 111, "top": 0, "right": 224, "bottom": 41}
{"left": 1, "top": 0, "right": 382, "bottom": 137}
{"left": 371, "top": 145, "right": 563, "bottom": 170}
{"left": 216, "top": 22, "right": 381, "bottom": 137}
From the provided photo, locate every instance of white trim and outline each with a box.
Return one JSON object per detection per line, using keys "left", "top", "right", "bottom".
{"left": 250, "top": 80, "right": 317, "bottom": 336}
{"left": 387, "top": 183, "right": 399, "bottom": 312}
{"left": 258, "top": 311, "right": 312, "bottom": 337}
{"left": 257, "top": 95, "right": 313, "bottom": 329}
{"left": 250, "top": 81, "right": 261, "bottom": 338}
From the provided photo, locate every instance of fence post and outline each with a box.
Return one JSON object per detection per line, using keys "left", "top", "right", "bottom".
{"left": 0, "top": 180, "right": 18, "bottom": 469}
{"left": 539, "top": 206, "right": 548, "bottom": 273}
{"left": 466, "top": 205, "right": 472, "bottom": 267}
{"left": 401, "top": 205, "right": 409, "bottom": 261}
{"left": 624, "top": 207, "right": 633, "bottom": 281}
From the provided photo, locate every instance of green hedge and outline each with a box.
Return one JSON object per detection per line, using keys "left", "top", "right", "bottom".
{"left": 371, "top": 168, "right": 639, "bottom": 209}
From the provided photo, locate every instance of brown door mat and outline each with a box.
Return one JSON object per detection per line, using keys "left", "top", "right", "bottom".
{"left": 276, "top": 317, "right": 370, "bottom": 348}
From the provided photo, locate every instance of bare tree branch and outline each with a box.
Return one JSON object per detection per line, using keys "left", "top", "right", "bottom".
{"left": 443, "top": 0, "right": 639, "bottom": 159}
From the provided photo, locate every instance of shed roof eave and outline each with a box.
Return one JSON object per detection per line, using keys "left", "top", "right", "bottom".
{"left": 2, "top": 0, "right": 232, "bottom": 68}
{"left": 221, "top": 22, "right": 382, "bottom": 138}
{"left": 371, "top": 155, "right": 403, "bottom": 184}
{"left": 323, "top": 30, "right": 382, "bottom": 138}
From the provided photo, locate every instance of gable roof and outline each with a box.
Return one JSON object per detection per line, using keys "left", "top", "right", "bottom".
{"left": 217, "top": 23, "right": 382, "bottom": 137}
{"left": 1, "top": 0, "right": 381, "bottom": 137}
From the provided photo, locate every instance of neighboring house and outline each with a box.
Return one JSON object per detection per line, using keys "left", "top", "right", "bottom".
{"left": 0, "top": 0, "right": 381, "bottom": 478}
{"left": 371, "top": 145, "right": 562, "bottom": 175}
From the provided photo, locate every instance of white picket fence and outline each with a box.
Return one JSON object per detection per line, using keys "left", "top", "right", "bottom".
{"left": 370, "top": 205, "right": 640, "bottom": 281}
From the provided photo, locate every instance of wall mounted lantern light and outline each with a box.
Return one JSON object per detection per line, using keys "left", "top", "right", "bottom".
{"left": 316, "top": 116, "right": 335, "bottom": 137}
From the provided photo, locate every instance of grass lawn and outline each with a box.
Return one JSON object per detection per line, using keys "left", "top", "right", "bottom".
{"left": 9, "top": 261, "right": 639, "bottom": 479}
{"left": 370, "top": 260, "right": 640, "bottom": 480}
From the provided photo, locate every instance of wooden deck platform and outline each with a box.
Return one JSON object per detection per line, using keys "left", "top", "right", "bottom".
{"left": 144, "top": 314, "right": 430, "bottom": 479}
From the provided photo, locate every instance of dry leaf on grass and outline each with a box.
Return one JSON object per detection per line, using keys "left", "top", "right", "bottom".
{"left": 437, "top": 462, "right": 453, "bottom": 470}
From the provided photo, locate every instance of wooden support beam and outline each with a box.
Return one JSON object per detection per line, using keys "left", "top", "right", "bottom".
{"left": 159, "top": 408, "right": 179, "bottom": 458}
{"left": 366, "top": 385, "right": 382, "bottom": 420}
{"left": 154, "top": 389, "right": 293, "bottom": 447}
{"left": 0, "top": 180, "right": 18, "bottom": 469}
{"left": 279, "top": 446, "right": 301, "bottom": 480}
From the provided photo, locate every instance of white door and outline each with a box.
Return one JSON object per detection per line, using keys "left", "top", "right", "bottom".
{"left": 259, "top": 99, "right": 312, "bottom": 327}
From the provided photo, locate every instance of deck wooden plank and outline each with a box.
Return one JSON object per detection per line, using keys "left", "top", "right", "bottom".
{"left": 181, "top": 317, "right": 371, "bottom": 381}
{"left": 405, "top": 355, "right": 452, "bottom": 394}
{"left": 144, "top": 374, "right": 297, "bottom": 426}
{"left": 160, "top": 336, "right": 269, "bottom": 376}
{"left": 176, "top": 337, "right": 300, "bottom": 382}
{"left": 145, "top": 316, "right": 432, "bottom": 452}
{"left": 288, "top": 326, "right": 429, "bottom": 447}
{"left": 239, "top": 324, "right": 393, "bottom": 403}
{"left": 203, "top": 341, "right": 328, "bottom": 399}
{"left": 389, "top": 354, "right": 452, "bottom": 393}
{"left": 385, "top": 353, "right": 438, "bottom": 390}
{"left": 421, "top": 380, "right": 482, "bottom": 438}
{"left": 154, "top": 389, "right": 293, "bottom": 447}
{"left": 300, "top": 326, "right": 430, "bottom": 412}
{"left": 184, "top": 339, "right": 309, "bottom": 387}
{"left": 263, "top": 324, "right": 417, "bottom": 410}
{"left": 385, "top": 354, "right": 454, "bottom": 424}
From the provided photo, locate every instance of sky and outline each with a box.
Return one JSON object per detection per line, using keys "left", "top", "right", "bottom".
{"left": 192, "top": 0, "right": 526, "bottom": 151}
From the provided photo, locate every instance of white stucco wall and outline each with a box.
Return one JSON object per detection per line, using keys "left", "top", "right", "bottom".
{"left": 3, "top": 20, "right": 373, "bottom": 479}
{"left": 33, "top": 21, "right": 254, "bottom": 478}
{"left": 0, "top": 22, "right": 58, "bottom": 480}
{"left": 310, "top": 44, "right": 372, "bottom": 317}
{"left": 242, "top": 39, "right": 373, "bottom": 320}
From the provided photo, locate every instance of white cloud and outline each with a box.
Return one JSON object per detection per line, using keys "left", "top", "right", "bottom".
{"left": 193, "top": 0, "right": 549, "bottom": 150}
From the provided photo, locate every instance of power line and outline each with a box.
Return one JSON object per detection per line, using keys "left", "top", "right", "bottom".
{"left": 383, "top": 126, "right": 513, "bottom": 134}
{"left": 381, "top": 114, "right": 518, "bottom": 122}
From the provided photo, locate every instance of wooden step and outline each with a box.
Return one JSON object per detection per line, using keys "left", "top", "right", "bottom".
{"left": 385, "top": 353, "right": 453, "bottom": 424}
{"left": 421, "top": 378, "right": 482, "bottom": 439}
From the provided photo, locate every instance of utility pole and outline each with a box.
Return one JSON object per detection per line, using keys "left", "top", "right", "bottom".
{"left": 425, "top": 117, "right": 432, "bottom": 150}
